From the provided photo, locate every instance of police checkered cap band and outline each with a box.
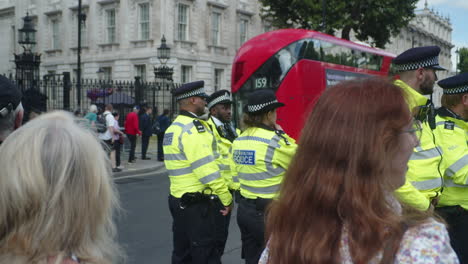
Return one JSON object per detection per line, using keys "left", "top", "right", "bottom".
{"left": 443, "top": 85, "right": 468, "bottom": 95}
{"left": 394, "top": 56, "right": 439, "bottom": 72}
{"left": 247, "top": 99, "right": 278, "bottom": 112}
{"left": 207, "top": 92, "right": 232, "bottom": 109}
{"left": 175, "top": 87, "right": 205, "bottom": 101}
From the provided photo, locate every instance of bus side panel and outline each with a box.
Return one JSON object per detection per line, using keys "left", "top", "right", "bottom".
{"left": 276, "top": 60, "right": 326, "bottom": 140}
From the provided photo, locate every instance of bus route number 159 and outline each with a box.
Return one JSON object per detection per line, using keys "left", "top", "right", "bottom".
{"left": 255, "top": 77, "right": 268, "bottom": 88}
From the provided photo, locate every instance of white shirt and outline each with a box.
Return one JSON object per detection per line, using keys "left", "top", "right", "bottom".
{"left": 98, "top": 111, "right": 115, "bottom": 140}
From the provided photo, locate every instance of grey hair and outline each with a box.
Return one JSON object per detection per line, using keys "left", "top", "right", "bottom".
{"left": 0, "top": 103, "right": 23, "bottom": 142}
{"left": 0, "top": 111, "right": 123, "bottom": 263}
{"left": 89, "top": 104, "right": 98, "bottom": 113}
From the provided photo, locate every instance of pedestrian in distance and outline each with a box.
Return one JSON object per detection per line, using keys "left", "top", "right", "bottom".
{"left": 139, "top": 106, "right": 153, "bottom": 160}
{"left": 0, "top": 75, "right": 23, "bottom": 145}
{"left": 154, "top": 108, "right": 171, "bottom": 161}
{"left": 99, "top": 104, "right": 120, "bottom": 173}
{"left": 112, "top": 111, "right": 125, "bottom": 170}
{"left": 392, "top": 46, "right": 447, "bottom": 211}
{"left": 260, "top": 78, "right": 458, "bottom": 264}
{"left": 84, "top": 104, "right": 98, "bottom": 127}
{"left": 164, "top": 80, "right": 233, "bottom": 264}
{"left": 206, "top": 90, "right": 241, "bottom": 254}
{"left": 433, "top": 73, "right": 468, "bottom": 263}
{"left": 232, "top": 89, "right": 297, "bottom": 264}
{"left": 0, "top": 111, "right": 123, "bottom": 264}
{"left": 124, "top": 105, "right": 141, "bottom": 163}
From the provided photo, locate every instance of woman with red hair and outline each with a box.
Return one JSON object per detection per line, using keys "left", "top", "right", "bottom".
{"left": 260, "top": 78, "right": 458, "bottom": 263}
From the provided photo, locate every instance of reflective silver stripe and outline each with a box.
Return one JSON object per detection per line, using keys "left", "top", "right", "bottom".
{"left": 218, "top": 164, "right": 230, "bottom": 171}
{"left": 436, "top": 121, "right": 462, "bottom": 130}
{"left": 410, "top": 147, "right": 442, "bottom": 160}
{"left": 241, "top": 184, "right": 281, "bottom": 194}
{"left": 444, "top": 179, "right": 468, "bottom": 188}
{"left": 233, "top": 176, "right": 239, "bottom": 182}
{"left": 444, "top": 154, "right": 468, "bottom": 178}
{"left": 164, "top": 153, "right": 187, "bottom": 161}
{"left": 265, "top": 135, "right": 281, "bottom": 171}
{"left": 172, "top": 122, "right": 186, "bottom": 129}
{"left": 236, "top": 136, "right": 271, "bottom": 144}
{"left": 411, "top": 178, "right": 442, "bottom": 190}
{"left": 199, "top": 171, "right": 222, "bottom": 184}
{"left": 415, "top": 146, "right": 424, "bottom": 152}
{"left": 168, "top": 167, "right": 192, "bottom": 176}
{"left": 239, "top": 168, "right": 284, "bottom": 181}
{"left": 191, "top": 155, "right": 215, "bottom": 170}
{"left": 177, "top": 122, "right": 195, "bottom": 153}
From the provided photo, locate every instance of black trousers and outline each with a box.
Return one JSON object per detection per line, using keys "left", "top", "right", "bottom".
{"left": 157, "top": 133, "right": 164, "bottom": 160}
{"left": 127, "top": 134, "right": 137, "bottom": 162}
{"left": 141, "top": 135, "right": 150, "bottom": 158}
{"left": 114, "top": 140, "right": 121, "bottom": 167}
{"left": 237, "top": 197, "right": 268, "bottom": 264}
{"left": 436, "top": 206, "right": 468, "bottom": 263}
{"left": 168, "top": 195, "right": 226, "bottom": 264}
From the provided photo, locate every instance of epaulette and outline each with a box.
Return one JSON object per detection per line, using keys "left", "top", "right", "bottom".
{"left": 444, "top": 121, "right": 455, "bottom": 130}
{"left": 193, "top": 119, "right": 206, "bottom": 133}
{"left": 275, "top": 130, "right": 290, "bottom": 145}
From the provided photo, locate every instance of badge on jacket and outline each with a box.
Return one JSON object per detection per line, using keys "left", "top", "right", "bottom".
{"left": 193, "top": 120, "right": 206, "bottom": 133}
{"left": 444, "top": 121, "right": 455, "bottom": 130}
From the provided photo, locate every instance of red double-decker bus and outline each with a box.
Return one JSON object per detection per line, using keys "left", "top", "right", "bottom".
{"left": 231, "top": 29, "right": 395, "bottom": 139}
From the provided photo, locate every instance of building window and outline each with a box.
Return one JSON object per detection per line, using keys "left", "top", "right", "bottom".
{"left": 51, "top": 19, "right": 61, "bottom": 49}
{"left": 239, "top": 19, "right": 248, "bottom": 44}
{"left": 135, "top": 65, "right": 146, "bottom": 81}
{"left": 139, "top": 3, "right": 150, "bottom": 40}
{"left": 177, "top": 4, "right": 189, "bottom": 41}
{"left": 214, "top": 69, "right": 224, "bottom": 91}
{"left": 102, "top": 67, "right": 112, "bottom": 80}
{"left": 106, "top": 9, "right": 116, "bottom": 43}
{"left": 181, "top": 65, "right": 192, "bottom": 83}
{"left": 211, "top": 12, "right": 221, "bottom": 46}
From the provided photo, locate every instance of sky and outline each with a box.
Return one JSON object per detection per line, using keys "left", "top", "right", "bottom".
{"left": 416, "top": 0, "right": 468, "bottom": 71}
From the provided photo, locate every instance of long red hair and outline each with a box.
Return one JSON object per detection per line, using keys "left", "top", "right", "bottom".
{"left": 266, "top": 78, "right": 415, "bottom": 263}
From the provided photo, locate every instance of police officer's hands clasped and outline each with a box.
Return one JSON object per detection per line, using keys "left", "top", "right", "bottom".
{"left": 220, "top": 204, "right": 233, "bottom": 216}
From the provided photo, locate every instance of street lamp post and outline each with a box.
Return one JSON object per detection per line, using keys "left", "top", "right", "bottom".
{"left": 455, "top": 48, "right": 460, "bottom": 74}
{"left": 77, "top": 0, "right": 87, "bottom": 108}
{"left": 15, "top": 13, "right": 41, "bottom": 92}
{"left": 154, "top": 35, "right": 174, "bottom": 81}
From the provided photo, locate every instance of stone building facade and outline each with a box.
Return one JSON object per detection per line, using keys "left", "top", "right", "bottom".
{"left": 0, "top": 0, "right": 270, "bottom": 94}
{"left": 384, "top": 2, "right": 454, "bottom": 105}
{"left": 0, "top": 0, "right": 454, "bottom": 100}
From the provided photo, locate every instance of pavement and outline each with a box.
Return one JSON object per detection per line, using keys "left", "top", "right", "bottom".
{"left": 114, "top": 135, "right": 165, "bottom": 178}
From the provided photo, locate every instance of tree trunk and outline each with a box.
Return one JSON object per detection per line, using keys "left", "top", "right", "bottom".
{"left": 341, "top": 25, "right": 352, "bottom": 40}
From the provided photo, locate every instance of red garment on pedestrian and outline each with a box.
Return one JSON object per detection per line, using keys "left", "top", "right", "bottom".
{"left": 124, "top": 112, "right": 141, "bottom": 135}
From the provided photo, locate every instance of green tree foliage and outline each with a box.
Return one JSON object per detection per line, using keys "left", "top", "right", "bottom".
{"left": 260, "top": 0, "right": 418, "bottom": 48}
{"left": 457, "top": 47, "right": 468, "bottom": 73}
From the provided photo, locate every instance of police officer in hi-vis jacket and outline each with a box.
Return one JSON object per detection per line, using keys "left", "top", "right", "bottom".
{"left": 163, "top": 81, "right": 232, "bottom": 264}
{"left": 232, "top": 89, "right": 297, "bottom": 264}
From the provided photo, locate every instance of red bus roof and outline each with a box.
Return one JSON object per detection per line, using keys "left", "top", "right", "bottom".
{"left": 232, "top": 29, "right": 395, "bottom": 92}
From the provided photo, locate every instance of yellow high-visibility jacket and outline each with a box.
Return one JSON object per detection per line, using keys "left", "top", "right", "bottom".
{"left": 207, "top": 116, "right": 241, "bottom": 191}
{"left": 434, "top": 107, "right": 468, "bottom": 210}
{"left": 163, "top": 111, "right": 232, "bottom": 206}
{"left": 232, "top": 125, "right": 297, "bottom": 199}
{"left": 394, "top": 80, "right": 443, "bottom": 211}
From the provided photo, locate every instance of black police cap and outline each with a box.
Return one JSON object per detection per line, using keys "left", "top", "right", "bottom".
{"left": 207, "top": 90, "right": 232, "bottom": 110}
{"left": 393, "top": 46, "right": 446, "bottom": 72}
{"left": 244, "top": 89, "right": 285, "bottom": 114}
{"left": 0, "top": 75, "right": 22, "bottom": 118}
{"left": 172, "top": 80, "right": 208, "bottom": 101}
{"left": 438, "top": 73, "right": 468, "bottom": 95}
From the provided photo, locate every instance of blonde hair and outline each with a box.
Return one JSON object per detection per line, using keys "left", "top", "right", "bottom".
{"left": 0, "top": 111, "right": 122, "bottom": 264}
